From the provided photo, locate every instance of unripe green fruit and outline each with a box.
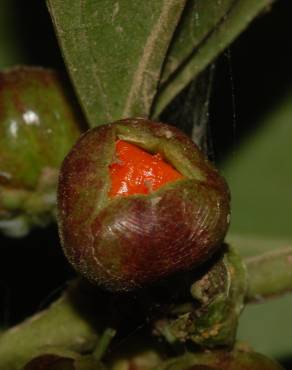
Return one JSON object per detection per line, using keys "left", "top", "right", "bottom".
{"left": 58, "top": 118, "right": 230, "bottom": 291}
{"left": 0, "top": 66, "right": 82, "bottom": 236}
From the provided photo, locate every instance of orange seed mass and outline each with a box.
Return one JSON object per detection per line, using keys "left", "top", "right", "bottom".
{"left": 109, "top": 140, "right": 184, "bottom": 197}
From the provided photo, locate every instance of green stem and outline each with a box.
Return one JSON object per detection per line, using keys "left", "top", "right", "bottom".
{"left": 1, "top": 247, "right": 292, "bottom": 369}
{"left": 245, "top": 246, "right": 292, "bottom": 302}
{"left": 92, "top": 328, "right": 116, "bottom": 361}
{"left": 0, "top": 280, "right": 102, "bottom": 370}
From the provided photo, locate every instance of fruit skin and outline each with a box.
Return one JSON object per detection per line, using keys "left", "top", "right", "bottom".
{"left": 22, "top": 354, "right": 74, "bottom": 370}
{"left": 0, "top": 66, "right": 81, "bottom": 189}
{"left": 0, "top": 66, "right": 82, "bottom": 236}
{"left": 58, "top": 118, "right": 230, "bottom": 291}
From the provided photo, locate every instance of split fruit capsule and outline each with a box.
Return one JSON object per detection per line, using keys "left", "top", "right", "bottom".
{"left": 58, "top": 118, "right": 230, "bottom": 291}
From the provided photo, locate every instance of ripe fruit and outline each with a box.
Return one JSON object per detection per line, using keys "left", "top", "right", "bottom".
{"left": 58, "top": 118, "right": 230, "bottom": 291}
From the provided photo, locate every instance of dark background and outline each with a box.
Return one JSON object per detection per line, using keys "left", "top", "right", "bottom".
{"left": 0, "top": 0, "right": 291, "bottom": 367}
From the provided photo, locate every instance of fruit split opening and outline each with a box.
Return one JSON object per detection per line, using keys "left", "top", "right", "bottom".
{"left": 109, "top": 140, "right": 184, "bottom": 198}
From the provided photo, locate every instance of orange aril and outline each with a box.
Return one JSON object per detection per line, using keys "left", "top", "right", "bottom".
{"left": 109, "top": 140, "right": 183, "bottom": 197}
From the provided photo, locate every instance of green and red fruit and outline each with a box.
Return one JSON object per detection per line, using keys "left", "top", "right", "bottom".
{"left": 58, "top": 118, "right": 230, "bottom": 291}
{"left": 0, "top": 66, "right": 82, "bottom": 236}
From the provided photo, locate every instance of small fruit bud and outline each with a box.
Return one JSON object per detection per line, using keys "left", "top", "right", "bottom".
{"left": 0, "top": 66, "right": 82, "bottom": 236}
{"left": 58, "top": 118, "right": 230, "bottom": 291}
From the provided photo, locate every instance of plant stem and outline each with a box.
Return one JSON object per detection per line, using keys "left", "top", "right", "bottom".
{"left": 93, "top": 328, "right": 116, "bottom": 361}
{"left": 1, "top": 247, "right": 292, "bottom": 369}
{"left": 245, "top": 246, "right": 292, "bottom": 302}
{"left": 0, "top": 280, "right": 103, "bottom": 370}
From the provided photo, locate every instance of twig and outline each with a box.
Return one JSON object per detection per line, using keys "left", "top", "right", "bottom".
{"left": 0, "top": 280, "right": 102, "bottom": 370}
{"left": 1, "top": 247, "right": 292, "bottom": 369}
{"left": 245, "top": 246, "right": 292, "bottom": 302}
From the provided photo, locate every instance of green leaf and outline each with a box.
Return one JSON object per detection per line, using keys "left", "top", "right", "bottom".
{"left": 223, "top": 88, "right": 292, "bottom": 358}
{"left": 153, "top": 0, "right": 275, "bottom": 117}
{"left": 160, "top": 0, "right": 234, "bottom": 85}
{"left": 47, "top": 0, "right": 186, "bottom": 127}
{"left": 224, "top": 90, "right": 292, "bottom": 242}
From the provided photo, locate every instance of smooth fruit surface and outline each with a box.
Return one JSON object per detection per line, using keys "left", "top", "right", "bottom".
{"left": 0, "top": 66, "right": 82, "bottom": 236}
{"left": 0, "top": 66, "right": 81, "bottom": 189}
